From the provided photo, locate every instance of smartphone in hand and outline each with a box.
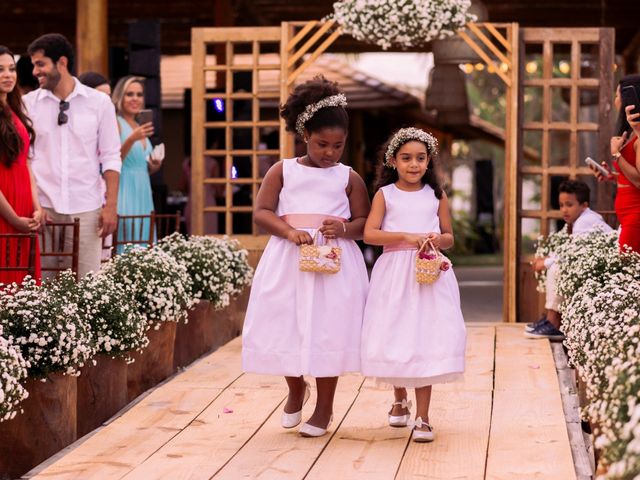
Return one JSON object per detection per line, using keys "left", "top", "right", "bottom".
{"left": 585, "top": 157, "right": 610, "bottom": 177}
{"left": 621, "top": 85, "right": 640, "bottom": 113}
{"left": 136, "top": 108, "right": 154, "bottom": 125}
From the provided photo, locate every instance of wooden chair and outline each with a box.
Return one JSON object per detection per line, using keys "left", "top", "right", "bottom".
{"left": 111, "top": 213, "right": 155, "bottom": 254}
{"left": 39, "top": 219, "right": 80, "bottom": 281}
{"left": 0, "top": 232, "right": 37, "bottom": 281}
{"left": 153, "top": 211, "right": 181, "bottom": 241}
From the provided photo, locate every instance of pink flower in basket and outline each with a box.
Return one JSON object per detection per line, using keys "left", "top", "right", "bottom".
{"left": 418, "top": 251, "right": 437, "bottom": 260}
{"left": 439, "top": 261, "right": 450, "bottom": 271}
{"left": 325, "top": 251, "right": 338, "bottom": 260}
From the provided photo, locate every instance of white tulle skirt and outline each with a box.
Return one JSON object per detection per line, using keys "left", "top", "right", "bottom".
{"left": 361, "top": 249, "right": 466, "bottom": 387}
{"left": 242, "top": 232, "right": 368, "bottom": 378}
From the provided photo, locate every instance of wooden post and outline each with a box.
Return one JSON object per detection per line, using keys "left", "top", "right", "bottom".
{"left": 280, "top": 22, "right": 296, "bottom": 159}
{"left": 76, "top": 0, "right": 108, "bottom": 75}
{"left": 504, "top": 23, "right": 519, "bottom": 323}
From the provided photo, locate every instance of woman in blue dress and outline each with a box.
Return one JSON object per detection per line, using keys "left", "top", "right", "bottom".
{"left": 111, "top": 76, "right": 161, "bottom": 253}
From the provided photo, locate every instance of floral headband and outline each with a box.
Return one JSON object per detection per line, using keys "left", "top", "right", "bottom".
{"left": 384, "top": 127, "right": 439, "bottom": 167}
{"left": 295, "top": 93, "right": 348, "bottom": 136}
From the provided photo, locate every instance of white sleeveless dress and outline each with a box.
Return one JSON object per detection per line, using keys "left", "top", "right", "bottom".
{"left": 242, "top": 158, "right": 368, "bottom": 377}
{"left": 361, "top": 184, "right": 466, "bottom": 387}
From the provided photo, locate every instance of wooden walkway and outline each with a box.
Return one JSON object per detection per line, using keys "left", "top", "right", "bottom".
{"left": 25, "top": 324, "right": 576, "bottom": 480}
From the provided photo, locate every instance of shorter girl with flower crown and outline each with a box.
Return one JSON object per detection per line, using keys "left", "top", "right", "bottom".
{"left": 361, "top": 127, "right": 466, "bottom": 443}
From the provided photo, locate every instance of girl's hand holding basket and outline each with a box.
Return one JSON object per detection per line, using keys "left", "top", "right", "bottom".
{"left": 415, "top": 240, "right": 451, "bottom": 284}
{"left": 299, "top": 229, "right": 342, "bottom": 274}
{"left": 287, "top": 229, "right": 313, "bottom": 245}
{"left": 319, "top": 218, "right": 346, "bottom": 239}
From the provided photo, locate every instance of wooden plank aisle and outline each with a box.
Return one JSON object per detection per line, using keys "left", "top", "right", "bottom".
{"left": 485, "top": 325, "right": 576, "bottom": 480}
{"left": 212, "top": 374, "right": 365, "bottom": 480}
{"left": 395, "top": 325, "right": 495, "bottom": 480}
{"left": 24, "top": 324, "right": 578, "bottom": 480}
{"left": 27, "top": 338, "right": 245, "bottom": 480}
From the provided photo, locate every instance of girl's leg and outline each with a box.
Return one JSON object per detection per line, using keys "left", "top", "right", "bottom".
{"left": 305, "top": 376, "right": 338, "bottom": 428}
{"left": 390, "top": 387, "right": 410, "bottom": 416}
{"left": 284, "top": 376, "right": 307, "bottom": 413}
{"left": 414, "top": 385, "right": 433, "bottom": 430}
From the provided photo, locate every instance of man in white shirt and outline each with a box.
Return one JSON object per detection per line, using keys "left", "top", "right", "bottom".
{"left": 23, "top": 33, "right": 121, "bottom": 277}
{"left": 525, "top": 180, "right": 612, "bottom": 340}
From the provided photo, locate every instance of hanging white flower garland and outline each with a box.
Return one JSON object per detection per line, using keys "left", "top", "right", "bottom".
{"left": 330, "top": 0, "right": 476, "bottom": 51}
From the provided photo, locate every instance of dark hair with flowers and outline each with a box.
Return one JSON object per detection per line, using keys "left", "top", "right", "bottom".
{"left": 374, "top": 127, "right": 443, "bottom": 199}
{"left": 280, "top": 75, "right": 349, "bottom": 136}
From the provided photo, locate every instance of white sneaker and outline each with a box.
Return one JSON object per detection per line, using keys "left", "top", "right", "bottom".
{"left": 299, "top": 415, "right": 333, "bottom": 437}
{"left": 281, "top": 381, "right": 311, "bottom": 429}
{"left": 411, "top": 417, "right": 435, "bottom": 443}
{"left": 388, "top": 398, "right": 412, "bottom": 427}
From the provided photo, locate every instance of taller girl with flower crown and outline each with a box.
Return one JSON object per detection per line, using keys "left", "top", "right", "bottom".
{"left": 242, "top": 76, "right": 370, "bottom": 437}
{"left": 361, "top": 127, "right": 466, "bottom": 443}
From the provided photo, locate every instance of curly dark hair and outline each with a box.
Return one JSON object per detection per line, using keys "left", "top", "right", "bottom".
{"left": 0, "top": 46, "right": 36, "bottom": 168}
{"left": 280, "top": 75, "right": 349, "bottom": 135}
{"left": 374, "top": 129, "right": 443, "bottom": 199}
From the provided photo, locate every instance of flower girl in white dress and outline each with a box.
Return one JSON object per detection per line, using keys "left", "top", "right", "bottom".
{"left": 361, "top": 128, "right": 466, "bottom": 442}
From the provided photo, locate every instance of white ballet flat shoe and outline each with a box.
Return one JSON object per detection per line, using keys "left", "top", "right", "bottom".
{"left": 388, "top": 398, "right": 412, "bottom": 427}
{"left": 281, "top": 381, "right": 311, "bottom": 429}
{"left": 299, "top": 415, "right": 333, "bottom": 437}
{"left": 411, "top": 417, "right": 435, "bottom": 443}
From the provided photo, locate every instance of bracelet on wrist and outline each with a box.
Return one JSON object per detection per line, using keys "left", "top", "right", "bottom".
{"left": 342, "top": 222, "right": 347, "bottom": 234}
{"left": 612, "top": 152, "right": 621, "bottom": 159}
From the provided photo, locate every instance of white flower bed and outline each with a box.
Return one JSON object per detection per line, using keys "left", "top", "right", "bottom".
{"left": 101, "top": 247, "right": 195, "bottom": 327}
{"left": 551, "top": 230, "right": 640, "bottom": 479}
{"left": 0, "top": 273, "right": 94, "bottom": 378}
{"left": 0, "top": 325, "right": 29, "bottom": 422}
{"left": 331, "top": 0, "right": 476, "bottom": 50}
{"left": 78, "top": 272, "right": 149, "bottom": 362}
{"left": 155, "top": 233, "right": 253, "bottom": 310}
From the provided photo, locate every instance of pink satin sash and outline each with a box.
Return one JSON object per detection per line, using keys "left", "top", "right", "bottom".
{"left": 383, "top": 241, "right": 418, "bottom": 253}
{"left": 281, "top": 214, "right": 347, "bottom": 229}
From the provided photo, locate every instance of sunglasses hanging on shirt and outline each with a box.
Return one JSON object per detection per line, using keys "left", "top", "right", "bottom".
{"left": 58, "top": 100, "right": 70, "bottom": 126}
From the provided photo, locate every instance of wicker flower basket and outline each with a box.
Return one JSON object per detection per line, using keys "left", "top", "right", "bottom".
{"left": 299, "top": 232, "right": 341, "bottom": 274}
{"left": 415, "top": 241, "right": 443, "bottom": 284}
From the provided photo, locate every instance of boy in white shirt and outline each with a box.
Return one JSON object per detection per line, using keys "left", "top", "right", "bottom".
{"left": 525, "top": 180, "right": 612, "bottom": 340}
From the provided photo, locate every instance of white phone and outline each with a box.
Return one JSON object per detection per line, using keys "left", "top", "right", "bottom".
{"left": 585, "top": 157, "right": 610, "bottom": 177}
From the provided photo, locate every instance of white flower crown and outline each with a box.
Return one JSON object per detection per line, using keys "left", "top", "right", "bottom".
{"left": 384, "top": 127, "right": 439, "bottom": 167}
{"left": 295, "top": 93, "right": 348, "bottom": 136}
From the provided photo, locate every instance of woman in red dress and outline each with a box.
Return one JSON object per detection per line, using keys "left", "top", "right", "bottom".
{"left": 591, "top": 75, "right": 640, "bottom": 252}
{"left": 0, "top": 46, "right": 41, "bottom": 283}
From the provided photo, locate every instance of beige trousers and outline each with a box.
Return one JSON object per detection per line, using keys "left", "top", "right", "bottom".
{"left": 41, "top": 208, "right": 102, "bottom": 279}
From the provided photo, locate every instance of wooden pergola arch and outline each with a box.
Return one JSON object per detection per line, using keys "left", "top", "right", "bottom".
{"left": 190, "top": 21, "right": 614, "bottom": 323}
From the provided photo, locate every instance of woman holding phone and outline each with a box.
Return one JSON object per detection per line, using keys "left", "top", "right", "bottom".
{"left": 112, "top": 76, "right": 159, "bottom": 253}
{"left": 589, "top": 74, "right": 640, "bottom": 252}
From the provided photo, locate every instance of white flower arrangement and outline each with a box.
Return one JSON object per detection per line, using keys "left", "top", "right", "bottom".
{"left": 101, "top": 247, "right": 195, "bottom": 328}
{"left": 384, "top": 127, "right": 439, "bottom": 166}
{"left": 555, "top": 230, "right": 632, "bottom": 301}
{"left": 533, "top": 226, "right": 570, "bottom": 292}
{"left": 0, "top": 273, "right": 94, "bottom": 378}
{"left": 553, "top": 232, "right": 640, "bottom": 478}
{"left": 78, "top": 272, "right": 149, "bottom": 362}
{"left": 0, "top": 325, "right": 29, "bottom": 422}
{"left": 330, "top": 0, "right": 476, "bottom": 51}
{"left": 295, "top": 93, "right": 348, "bottom": 136}
{"left": 155, "top": 233, "right": 253, "bottom": 310}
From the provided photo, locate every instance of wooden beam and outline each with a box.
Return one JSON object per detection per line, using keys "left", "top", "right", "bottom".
{"left": 458, "top": 30, "right": 512, "bottom": 86}
{"left": 75, "top": 0, "right": 108, "bottom": 75}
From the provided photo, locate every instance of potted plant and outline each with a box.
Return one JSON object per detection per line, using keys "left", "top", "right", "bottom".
{"left": 0, "top": 273, "right": 94, "bottom": 478}
{"left": 330, "top": 0, "right": 476, "bottom": 51}
{"left": 155, "top": 233, "right": 253, "bottom": 367}
{"left": 101, "top": 247, "right": 194, "bottom": 401}
{"left": 75, "top": 271, "right": 149, "bottom": 437}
